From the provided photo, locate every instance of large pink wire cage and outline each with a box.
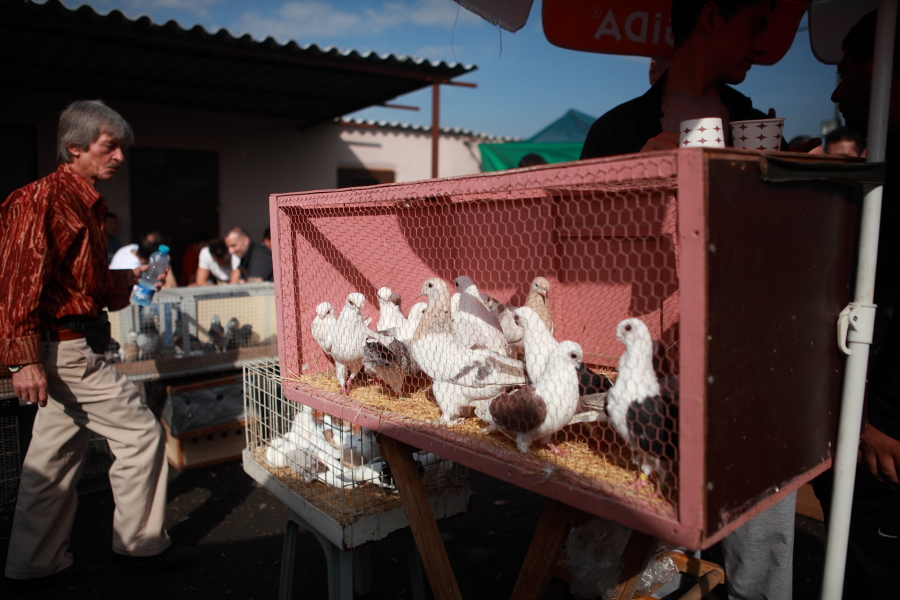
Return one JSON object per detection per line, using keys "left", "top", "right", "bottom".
{"left": 270, "top": 148, "right": 857, "bottom": 548}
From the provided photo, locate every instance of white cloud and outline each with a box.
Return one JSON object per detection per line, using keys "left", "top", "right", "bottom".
{"left": 232, "top": 0, "right": 484, "bottom": 44}
{"left": 119, "top": 0, "right": 226, "bottom": 20}
{"left": 409, "top": 0, "right": 483, "bottom": 27}
{"left": 414, "top": 45, "right": 463, "bottom": 62}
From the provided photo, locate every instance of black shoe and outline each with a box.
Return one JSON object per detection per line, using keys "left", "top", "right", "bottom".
{"left": 114, "top": 543, "right": 200, "bottom": 570}
{"left": 4, "top": 562, "right": 104, "bottom": 596}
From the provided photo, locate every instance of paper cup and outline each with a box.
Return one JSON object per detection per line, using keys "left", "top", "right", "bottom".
{"left": 678, "top": 118, "right": 726, "bottom": 148}
{"left": 730, "top": 118, "right": 785, "bottom": 150}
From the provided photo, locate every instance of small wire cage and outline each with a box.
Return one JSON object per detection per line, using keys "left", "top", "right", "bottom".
{"left": 1, "top": 398, "right": 21, "bottom": 509}
{"left": 0, "top": 374, "right": 13, "bottom": 400}
{"left": 106, "top": 283, "right": 279, "bottom": 381}
{"left": 1, "top": 400, "right": 113, "bottom": 510}
{"left": 243, "top": 358, "right": 469, "bottom": 526}
{"left": 271, "top": 149, "right": 858, "bottom": 548}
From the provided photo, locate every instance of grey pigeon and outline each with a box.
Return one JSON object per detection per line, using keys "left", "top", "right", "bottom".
{"left": 230, "top": 321, "right": 252, "bottom": 347}
{"left": 209, "top": 314, "right": 231, "bottom": 353}
{"left": 362, "top": 329, "right": 422, "bottom": 396}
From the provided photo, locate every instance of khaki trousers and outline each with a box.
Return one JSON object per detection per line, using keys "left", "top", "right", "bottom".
{"left": 5, "top": 338, "right": 170, "bottom": 579}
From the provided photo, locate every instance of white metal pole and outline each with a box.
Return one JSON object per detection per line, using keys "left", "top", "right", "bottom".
{"left": 821, "top": 1, "right": 896, "bottom": 599}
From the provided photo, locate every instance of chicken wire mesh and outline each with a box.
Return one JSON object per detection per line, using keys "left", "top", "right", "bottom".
{"left": 106, "top": 283, "right": 279, "bottom": 381}
{"left": 243, "top": 358, "right": 468, "bottom": 524}
{"left": 274, "top": 157, "right": 681, "bottom": 516}
{"left": 272, "top": 150, "right": 857, "bottom": 547}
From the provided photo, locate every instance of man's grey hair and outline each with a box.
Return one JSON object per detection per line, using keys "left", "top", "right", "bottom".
{"left": 57, "top": 100, "right": 134, "bottom": 164}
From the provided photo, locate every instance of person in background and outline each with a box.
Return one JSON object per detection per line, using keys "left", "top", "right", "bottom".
{"left": 0, "top": 100, "right": 198, "bottom": 596}
{"left": 582, "top": 0, "right": 785, "bottom": 158}
{"left": 104, "top": 211, "right": 120, "bottom": 264}
{"left": 194, "top": 238, "right": 239, "bottom": 286}
{"left": 824, "top": 126, "right": 867, "bottom": 157}
{"left": 582, "top": 2, "right": 795, "bottom": 599}
{"left": 517, "top": 153, "right": 547, "bottom": 168}
{"left": 178, "top": 230, "right": 209, "bottom": 287}
{"left": 110, "top": 232, "right": 177, "bottom": 289}
{"left": 262, "top": 227, "right": 272, "bottom": 251}
{"left": 225, "top": 226, "right": 273, "bottom": 283}
{"left": 811, "top": 10, "right": 900, "bottom": 597}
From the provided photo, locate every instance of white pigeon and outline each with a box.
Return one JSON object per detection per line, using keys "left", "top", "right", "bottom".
{"left": 525, "top": 276, "right": 554, "bottom": 335}
{"left": 291, "top": 406, "right": 318, "bottom": 436}
{"left": 473, "top": 341, "right": 583, "bottom": 454}
{"left": 396, "top": 302, "right": 427, "bottom": 344}
{"left": 478, "top": 294, "right": 524, "bottom": 356}
{"left": 515, "top": 306, "right": 559, "bottom": 384}
{"left": 450, "top": 276, "right": 512, "bottom": 357}
{"left": 508, "top": 307, "right": 610, "bottom": 425}
{"left": 330, "top": 293, "right": 370, "bottom": 394}
{"left": 605, "top": 318, "right": 677, "bottom": 486}
{"left": 281, "top": 432, "right": 327, "bottom": 481}
{"left": 498, "top": 307, "right": 524, "bottom": 355}
{"left": 376, "top": 287, "right": 406, "bottom": 332}
{"left": 311, "top": 302, "right": 336, "bottom": 357}
{"left": 412, "top": 278, "right": 528, "bottom": 424}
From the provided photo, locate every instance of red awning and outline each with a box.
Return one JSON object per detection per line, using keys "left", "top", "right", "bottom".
{"left": 542, "top": 0, "right": 806, "bottom": 65}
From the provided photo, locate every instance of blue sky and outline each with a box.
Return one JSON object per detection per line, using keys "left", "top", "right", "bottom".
{"left": 49, "top": 0, "right": 839, "bottom": 142}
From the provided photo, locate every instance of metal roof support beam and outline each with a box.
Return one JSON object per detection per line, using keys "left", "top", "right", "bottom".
{"left": 429, "top": 81, "right": 477, "bottom": 179}
{"left": 432, "top": 83, "right": 440, "bottom": 179}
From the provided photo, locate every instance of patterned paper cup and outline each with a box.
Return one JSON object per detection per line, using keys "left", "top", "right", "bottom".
{"left": 678, "top": 117, "right": 726, "bottom": 148}
{"left": 730, "top": 118, "right": 785, "bottom": 150}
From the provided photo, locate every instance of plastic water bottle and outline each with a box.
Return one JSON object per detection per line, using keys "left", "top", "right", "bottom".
{"left": 131, "top": 245, "right": 170, "bottom": 306}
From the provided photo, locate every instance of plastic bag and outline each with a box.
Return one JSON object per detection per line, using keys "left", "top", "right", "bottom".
{"left": 565, "top": 518, "right": 632, "bottom": 598}
{"left": 634, "top": 550, "right": 679, "bottom": 598}
{"left": 564, "top": 518, "right": 680, "bottom": 599}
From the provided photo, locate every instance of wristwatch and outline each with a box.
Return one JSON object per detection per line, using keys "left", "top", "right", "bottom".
{"left": 7, "top": 365, "right": 26, "bottom": 373}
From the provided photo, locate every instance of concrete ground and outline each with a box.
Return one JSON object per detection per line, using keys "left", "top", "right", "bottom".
{"left": 1, "top": 460, "right": 827, "bottom": 600}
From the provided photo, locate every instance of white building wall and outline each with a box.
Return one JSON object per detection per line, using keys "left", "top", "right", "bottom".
{"left": 3, "top": 89, "right": 490, "bottom": 245}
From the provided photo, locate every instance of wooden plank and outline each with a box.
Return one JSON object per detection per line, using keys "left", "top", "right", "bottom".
{"left": 165, "top": 373, "right": 241, "bottom": 394}
{"left": 378, "top": 435, "right": 462, "bottom": 600}
{"left": 162, "top": 419, "right": 245, "bottom": 470}
{"left": 510, "top": 499, "right": 585, "bottom": 600}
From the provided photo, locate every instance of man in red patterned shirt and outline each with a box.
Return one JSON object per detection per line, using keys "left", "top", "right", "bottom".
{"left": 1, "top": 101, "right": 198, "bottom": 595}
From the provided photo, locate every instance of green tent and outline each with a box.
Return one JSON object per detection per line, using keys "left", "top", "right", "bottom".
{"left": 479, "top": 109, "right": 595, "bottom": 172}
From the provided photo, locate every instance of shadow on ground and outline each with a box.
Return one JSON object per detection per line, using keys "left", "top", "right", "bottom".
{"left": 1, "top": 461, "right": 825, "bottom": 599}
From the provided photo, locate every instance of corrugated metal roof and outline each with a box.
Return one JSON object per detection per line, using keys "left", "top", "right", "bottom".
{"left": 2, "top": 0, "right": 477, "bottom": 127}
{"left": 338, "top": 118, "right": 520, "bottom": 142}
